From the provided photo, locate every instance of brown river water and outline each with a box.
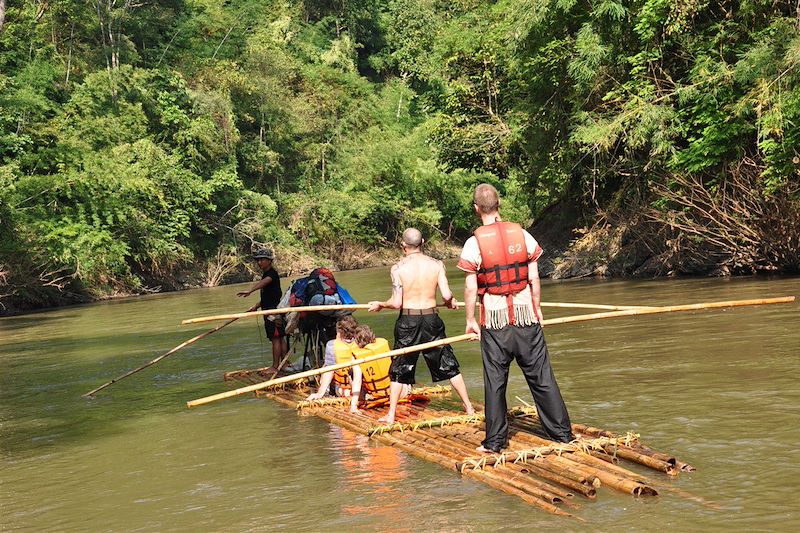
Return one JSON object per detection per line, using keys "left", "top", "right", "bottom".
{"left": 1, "top": 266, "right": 798, "bottom": 531}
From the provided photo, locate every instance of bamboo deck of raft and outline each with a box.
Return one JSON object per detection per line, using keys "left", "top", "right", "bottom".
{"left": 224, "top": 368, "right": 697, "bottom": 519}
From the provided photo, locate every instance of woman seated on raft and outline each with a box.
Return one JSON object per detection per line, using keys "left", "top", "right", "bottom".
{"left": 306, "top": 318, "right": 409, "bottom": 412}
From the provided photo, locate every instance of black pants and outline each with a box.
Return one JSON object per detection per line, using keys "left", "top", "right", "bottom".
{"left": 481, "top": 323, "right": 573, "bottom": 450}
{"left": 390, "top": 313, "right": 461, "bottom": 384}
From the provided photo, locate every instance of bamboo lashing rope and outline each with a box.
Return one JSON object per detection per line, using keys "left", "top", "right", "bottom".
{"left": 368, "top": 404, "right": 540, "bottom": 435}
{"left": 456, "top": 433, "right": 641, "bottom": 473}
{"left": 186, "top": 333, "right": 477, "bottom": 408}
{"left": 295, "top": 385, "right": 452, "bottom": 410}
{"left": 369, "top": 413, "right": 486, "bottom": 436}
{"left": 409, "top": 384, "right": 453, "bottom": 396}
{"left": 253, "top": 380, "right": 310, "bottom": 392}
{"left": 296, "top": 397, "right": 351, "bottom": 409}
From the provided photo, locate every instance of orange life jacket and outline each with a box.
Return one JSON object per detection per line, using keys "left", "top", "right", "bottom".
{"left": 352, "top": 338, "right": 392, "bottom": 399}
{"left": 474, "top": 221, "right": 529, "bottom": 324}
{"left": 332, "top": 338, "right": 355, "bottom": 391}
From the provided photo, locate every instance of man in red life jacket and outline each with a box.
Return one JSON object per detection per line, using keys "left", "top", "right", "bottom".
{"left": 458, "top": 184, "right": 573, "bottom": 452}
{"left": 368, "top": 228, "right": 475, "bottom": 425}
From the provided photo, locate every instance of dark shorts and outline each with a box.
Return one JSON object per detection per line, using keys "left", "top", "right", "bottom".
{"left": 263, "top": 316, "right": 286, "bottom": 340}
{"left": 390, "top": 313, "right": 460, "bottom": 384}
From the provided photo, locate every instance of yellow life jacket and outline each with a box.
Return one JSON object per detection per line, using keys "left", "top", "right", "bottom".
{"left": 353, "top": 337, "right": 392, "bottom": 399}
{"left": 332, "top": 338, "right": 355, "bottom": 390}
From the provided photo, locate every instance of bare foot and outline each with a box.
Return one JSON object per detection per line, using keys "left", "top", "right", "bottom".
{"left": 377, "top": 415, "right": 395, "bottom": 424}
{"left": 260, "top": 367, "right": 279, "bottom": 379}
{"left": 465, "top": 405, "right": 475, "bottom": 416}
{"left": 476, "top": 445, "right": 494, "bottom": 454}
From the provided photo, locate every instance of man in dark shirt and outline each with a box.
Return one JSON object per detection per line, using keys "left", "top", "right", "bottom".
{"left": 238, "top": 248, "right": 287, "bottom": 377}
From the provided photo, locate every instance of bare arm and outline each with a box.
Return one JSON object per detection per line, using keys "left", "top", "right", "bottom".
{"left": 349, "top": 366, "right": 362, "bottom": 412}
{"left": 436, "top": 260, "right": 456, "bottom": 308}
{"left": 307, "top": 341, "right": 336, "bottom": 399}
{"left": 237, "top": 275, "right": 274, "bottom": 298}
{"left": 464, "top": 272, "right": 480, "bottom": 337}
{"left": 368, "top": 264, "right": 403, "bottom": 311}
{"left": 307, "top": 370, "right": 334, "bottom": 400}
{"left": 528, "top": 262, "right": 542, "bottom": 322}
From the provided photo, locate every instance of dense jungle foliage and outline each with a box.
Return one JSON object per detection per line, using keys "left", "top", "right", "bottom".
{"left": 1, "top": 0, "right": 798, "bottom": 312}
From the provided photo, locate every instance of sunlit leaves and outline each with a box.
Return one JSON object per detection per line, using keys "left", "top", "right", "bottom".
{"left": 594, "top": 0, "right": 627, "bottom": 22}
{"left": 321, "top": 33, "right": 359, "bottom": 72}
{"left": 567, "top": 24, "right": 608, "bottom": 88}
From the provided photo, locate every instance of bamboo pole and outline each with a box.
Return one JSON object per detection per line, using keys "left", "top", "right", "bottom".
{"left": 541, "top": 296, "right": 795, "bottom": 327}
{"left": 181, "top": 300, "right": 663, "bottom": 325}
{"left": 442, "top": 430, "right": 597, "bottom": 500}
{"left": 540, "top": 303, "right": 654, "bottom": 310}
{"left": 569, "top": 451, "right": 651, "bottom": 483}
{"left": 181, "top": 304, "right": 372, "bottom": 325}
{"left": 597, "top": 444, "right": 677, "bottom": 476}
{"left": 83, "top": 317, "right": 240, "bottom": 397}
{"left": 507, "top": 428, "right": 661, "bottom": 496}
{"left": 273, "top": 389, "right": 596, "bottom": 501}
{"left": 401, "top": 430, "right": 572, "bottom": 506}
{"left": 374, "top": 429, "right": 576, "bottom": 517}
{"left": 446, "top": 428, "right": 598, "bottom": 488}
{"left": 186, "top": 333, "right": 477, "bottom": 408}
{"left": 572, "top": 423, "right": 687, "bottom": 474}
{"left": 512, "top": 430, "right": 663, "bottom": 496}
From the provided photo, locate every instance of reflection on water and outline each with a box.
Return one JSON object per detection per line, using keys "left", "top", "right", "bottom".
{"left": 328, "top": 426, "right": 411, "bottom": 523}
{"left": 1, "top": 271, "right": 799, "bottom": 531}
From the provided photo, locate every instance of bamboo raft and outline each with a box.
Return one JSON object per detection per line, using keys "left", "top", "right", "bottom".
{"left": 224, "top": 369, "right": 697, "bottom": 519}
{"left": 96, "top": 296, "right": 793, "bottom": 516}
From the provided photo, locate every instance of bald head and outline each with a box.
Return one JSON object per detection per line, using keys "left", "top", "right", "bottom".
{"left": 474, "top": 183, "right": 500, "bottom": 215}
{"left": 402, "top": 228, "right": 423, "bottom": 249}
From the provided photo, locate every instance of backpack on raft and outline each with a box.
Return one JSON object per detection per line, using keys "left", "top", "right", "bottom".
{"left": 282, "top": 268, "right": 356, "bottom": 335}
{"left": 289, "top": 268, "right": 341, "bottom": 313}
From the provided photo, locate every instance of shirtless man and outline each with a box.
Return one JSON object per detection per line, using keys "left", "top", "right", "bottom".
{"left": 368, "top": 228, "right": 474, "bottom": 424}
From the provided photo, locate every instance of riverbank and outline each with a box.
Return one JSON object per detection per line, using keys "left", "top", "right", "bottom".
{"left": 3, "top": 197, "right": 797, "bottom": 317}
{"left": 0, "top": 239, "right": 464, "bottom": 317}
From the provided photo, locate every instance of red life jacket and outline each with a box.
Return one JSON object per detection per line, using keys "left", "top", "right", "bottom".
{"left": 474, "top": 221, "right": 529, "bottom": 324}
